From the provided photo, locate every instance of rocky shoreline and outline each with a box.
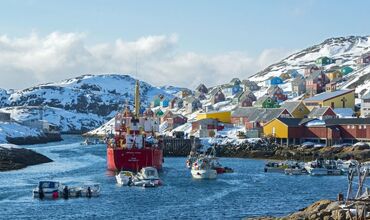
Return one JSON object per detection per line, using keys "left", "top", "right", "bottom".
{"left": 208, "top": 140, "right": 370, "bottom": 162}
{"left": 0, "top": 146, "right": 53, "bottom": 171}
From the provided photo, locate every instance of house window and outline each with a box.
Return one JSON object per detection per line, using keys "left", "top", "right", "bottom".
{"left": 352, "top": 125, "right": 355, "bottom": 129}
{"left": 359, "top": 125, "right": 362, "bottom": 129}
{"left": 347, "top": 125, "right": 350, "bottom": 129}
{"left": 365, "top": 125, "right": 367, "bottom": 129}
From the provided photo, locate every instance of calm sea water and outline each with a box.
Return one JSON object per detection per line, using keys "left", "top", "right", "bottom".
{"left": 0, "top": 135, "right": 349, "bottom": 219}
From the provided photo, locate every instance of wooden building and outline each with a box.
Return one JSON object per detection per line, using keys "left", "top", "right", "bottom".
{"left": 303, "top": 89, "right": 355, "bottom": 110}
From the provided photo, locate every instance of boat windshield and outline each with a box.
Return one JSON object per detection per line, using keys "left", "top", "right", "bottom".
{"left": 39, "top": 181, "right": 59, "bottom": 189}
{"left": 145, "top": 169, "right": 157, "bottom": 176}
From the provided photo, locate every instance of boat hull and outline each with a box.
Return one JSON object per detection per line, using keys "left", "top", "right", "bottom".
{"left": 191, "top": 169, "right": 217, "bottom": 179}
{"left": 107, "top": 148, "right": 163, "bottom": 172}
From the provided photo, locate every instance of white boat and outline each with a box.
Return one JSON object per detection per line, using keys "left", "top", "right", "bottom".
{"left": 191, "top": 157, "right": 217, "bottom": 179}
{"left": 304, "top": 160, "right": 328, "bottom": 176}
{"left": 115, "top": 171, "right": 135, "bottom": 186}
{"left": 68, "top": 184, "right": 101, "bottom": 197}
{"left": 133, "top": 167, "right": 162, "bottom": 187}
{"left": 33, "top": 181, "right": 64, "bottom": 199}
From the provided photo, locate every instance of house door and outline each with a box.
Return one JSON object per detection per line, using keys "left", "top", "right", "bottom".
{"left": 272, "top": 127, "right": 276, "bottom": 136}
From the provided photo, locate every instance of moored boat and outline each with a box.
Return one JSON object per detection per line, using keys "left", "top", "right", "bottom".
{"left": 115, "top": 171, "right": 135, "bottom": 186}
{"left": 191, "top": 157, "right": 217, "bottom": 179}
{"left": 33, "top": 181, "right": 100, "bottom": 199}
{"left": 133, "top": 166, "right": 162, "bottom": 187}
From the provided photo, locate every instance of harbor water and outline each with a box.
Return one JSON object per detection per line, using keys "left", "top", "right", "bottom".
{"left": 0, "top": 135, "right": 348, "bottom": 219}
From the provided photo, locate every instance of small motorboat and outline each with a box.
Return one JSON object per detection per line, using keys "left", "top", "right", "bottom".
{"left": 33, "top": 181, "right": 63, "bottom": 199}
{"left": 33, "top": 181, "right": 100, "bottom": 199}
{"left": 115, "top": 171, "right": 135, "bottom": 186}
{"left": 191, "top": 157, "right": 217, "bottom": 179}
{"left": 133, "top": 167, "right": 162, "bottom": 187}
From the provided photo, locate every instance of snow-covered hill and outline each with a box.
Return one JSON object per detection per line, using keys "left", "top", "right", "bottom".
{"left": 0, "top": 74, "right": 185, "bottom": 132}
{"left": 249, "top": 36, "right": 370, "bottom": 96}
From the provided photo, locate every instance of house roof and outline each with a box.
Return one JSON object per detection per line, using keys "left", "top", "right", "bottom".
{"left": 278, "top": 118, "right": 305, "bottom": 127}
{"left": 280, "top": 101, "right": 302, "bottom": 114}
{"left": 232, "top": 107, "right": 258, "bottom": 117}
{"left": 306, "top": 70, "right": 323, "bottom": 80}
{"left": 325, "top": 118, "right": 370, "bottom": 125}
{"left": 333, "top": 108, "right": 354, "bottom": 118}
{"left": 247, "top": 108, "right": 289, "bottom": 123}
{"left": 183, "top": 96, "right": 199, "bottom": 103}
{"left": 308, "top": 107, "right": 333, "bottom": 118}
{"left": 304, "top": 90, "right": 354, "bottom": 102}
{"left": 267, "top": 85, "right": 282, "bottom": 95}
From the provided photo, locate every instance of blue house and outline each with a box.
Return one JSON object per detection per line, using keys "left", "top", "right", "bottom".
{"left": 160, "top": 98, "right": 170, "bottom": 107}
{"left": 270, "top": 77, "right": 283, "bottom": 86}
{"left": 232, "top": 84, "right": 242, "bottom": 95}
{"left": 287, "top": 69, "right": 301, "bottom": 78}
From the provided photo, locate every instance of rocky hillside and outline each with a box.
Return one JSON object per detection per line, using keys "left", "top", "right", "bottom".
{"left": 0, "top": 74, "right": 185, "bottom": 132}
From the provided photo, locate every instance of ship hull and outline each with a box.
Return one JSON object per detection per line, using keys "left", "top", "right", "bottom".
{"left": 107, "top": 148, "right": 163, "bottom": 172}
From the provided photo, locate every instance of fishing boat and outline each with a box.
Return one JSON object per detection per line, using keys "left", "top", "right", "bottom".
{"left": 106, "top": 80, "right": 163, "bottom": 172}
{"left": 191, "top": 157, "right": 217, "bottom": 179}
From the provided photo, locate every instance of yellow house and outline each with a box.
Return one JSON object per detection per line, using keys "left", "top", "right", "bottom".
{"left": 263, "top": 118, "right": 289, "bottom": 138}
{"left": 196, "top": 111, "right": 231, "bottom": 123}
{"left": 280, "top": 101, "right": 310, "bottom": 118}
{"left": 326, "top": 70, "right": 342, "bottom": 81}
{"left": 263, "top": 118, "right": 309, "bottom": 146}
{"left": 303, "top": 90, "right": 355, "bottom": 110}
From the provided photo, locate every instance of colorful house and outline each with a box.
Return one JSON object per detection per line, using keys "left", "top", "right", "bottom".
{"left": 341, "top": 66, "right": 353, "bottom": 75}
{"left": 183, "top": 96, "right": 202, "bottom": 113}
{"left": 325, "top": 70, "right": 342, "bottom": 81}
{"left": 270, "top": 77, "right": 284, "bottom": 86}
{"left": 191, "top": 118, "right": 222, "bottom": 138}
{"left": 307, "top": 107, "right": 337, "bottom": 120}
{"left": 263, "top": 118, "right": 370, "bottom": 146}
{"left": 325, "top": 82, "right": 337, "bottom": 92}
{"left": 151, "top": 95, "right": 163, "bottom": 107}
{"left": 169, "top": 97, "right": 183, "bottom": 109}
{"left": 233, "top": 90, "right": 257, "bottom": 104}
{"left": 242, "top": 80, "right": 260, "bottom": 91}
{"left": 230, "top": 78, "right": 241, "bottom": 85}
{"left": 306, "top": 71, "right": 329, "bottom": 96}
{"left": 303, "top": 89, "right": 355, "bottom": 110}
{"left": 279, "top": 72, "right": 291, "bottom": 80}
{"left": 291, "top": 77, "right": 306, "bottom": 96}
{"left": 196, "top": 111, "right": 231, "bottom": 123}
{"left": 304, "top": 64, "right": 320, "bottom": 77}
{"left": 160, "top": 97, "right": 170, "bottom": 107}
{"left": 254, "top": 96, "right": 279, "bottom": 108}
{"left": 315, "top": 56, "right": 333, "bottom": 66}
{"left": 280, "top": 101, "right": 310, "bottom": 118}
{"left": 155, "top": 109, "right": 164, "bottom": 117}
{"left": 267, "top": 85, "right": 287, "bottom": 102}
{"left": 210, "top": 88, "right": 226, "bottom": 104}
{"left": 231, "top": 107, "right": 291, "bottom": 130}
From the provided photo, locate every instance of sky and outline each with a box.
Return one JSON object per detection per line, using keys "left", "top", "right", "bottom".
{"left": 0, "top": 0, "right": 369, "bottom": 89}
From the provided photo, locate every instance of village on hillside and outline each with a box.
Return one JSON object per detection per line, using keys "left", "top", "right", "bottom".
{"left": 142, "top": 53, "right": 370, "bottom": 148}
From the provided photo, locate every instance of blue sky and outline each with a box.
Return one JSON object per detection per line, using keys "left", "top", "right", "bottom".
{"left": 0, "top": 0, "right": 369, "bottom": 88}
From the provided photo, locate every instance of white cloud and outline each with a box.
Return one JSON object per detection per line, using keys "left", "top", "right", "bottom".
{"left": 0, "top": 32, "right": 293, "bottom": 89}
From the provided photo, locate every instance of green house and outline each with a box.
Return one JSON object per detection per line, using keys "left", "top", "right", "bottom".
{"left": 155, "top": 109, "right": 164, "bottom": 117}
{"left": 341, "top": 66, "right": 353, "bottom": 75}
{"left": 315, "top": 56, "right": 333, "bottom": 66}
{"left": 254, "top": 96, "right": 279, "bottom": 108}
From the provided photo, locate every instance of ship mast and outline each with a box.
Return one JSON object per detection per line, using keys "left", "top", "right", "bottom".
{"left": 134, "top": 80, "right": 140, "bottom": 117}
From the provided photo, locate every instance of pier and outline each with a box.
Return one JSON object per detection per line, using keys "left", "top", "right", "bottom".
{"left": 162, "top": 137, "right": 200, "bottom": 157}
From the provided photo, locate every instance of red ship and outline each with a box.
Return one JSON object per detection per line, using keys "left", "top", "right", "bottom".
{"left": 106, "top": 80, "right": 163, "bottom": 172}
